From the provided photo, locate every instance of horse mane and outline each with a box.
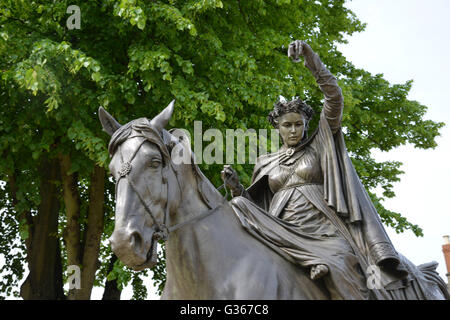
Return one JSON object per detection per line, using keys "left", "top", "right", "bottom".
{"left": 108, "top": 118, "right": 145, "bottom": 155}
{"left": 190, "top": 160, "right": 225, "bottom": 209}
{"left": 108, "top": 118, "right": 170, "bottom": 162}
{"left": 166, "top": 129, "right": 225, "bottom": 209}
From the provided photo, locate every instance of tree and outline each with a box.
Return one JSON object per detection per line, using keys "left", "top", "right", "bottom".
{"left": 0, "top": 0, "right": 443, "bottom": 299}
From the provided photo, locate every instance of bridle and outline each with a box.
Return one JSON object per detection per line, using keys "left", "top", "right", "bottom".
{"left": 114, "top": 136, "right": 228, "bottom": 242}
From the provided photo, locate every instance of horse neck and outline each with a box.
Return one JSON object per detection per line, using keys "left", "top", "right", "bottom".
{"left": 168, "top": 162, "right": 210, "bottom": 225}
{"left": 165, "top": 202, "right": 252, "bottom": 296}
{"left": 164, "top": 164, "right": 253, "bottom": 290}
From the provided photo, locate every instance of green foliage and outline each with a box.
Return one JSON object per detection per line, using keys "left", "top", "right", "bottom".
{"left": 0, "top": 0, "right": 443, "bottom": 299}
{"left": 150, "top": 242, "right": 167, "bottom": 296}
{"left": 0, "top": 190, "right": 27, "bottom": 299}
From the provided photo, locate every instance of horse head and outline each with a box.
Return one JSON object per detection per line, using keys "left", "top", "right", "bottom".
{"left": 98, "top": 101, "right": 223, "bottom": 271}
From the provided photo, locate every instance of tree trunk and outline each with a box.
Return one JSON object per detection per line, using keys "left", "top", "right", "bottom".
{"left": 102, "top": 254, "right": 122, "bottom": 300}
{"left": 20, "top": 156, "right": 65, "bottom": 300}
{"left": 8, "top": 171, "right": 33, "bottom": 253}
{"left": 72, "top": 165, "right": 105, "bottom": 299}
{"left": 59, "top": 154, "right": 82, "bottom": 299}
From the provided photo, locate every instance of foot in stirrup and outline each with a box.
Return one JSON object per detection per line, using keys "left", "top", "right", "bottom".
{"left": 310, "top": 264, "right": 329, "bottom": 280}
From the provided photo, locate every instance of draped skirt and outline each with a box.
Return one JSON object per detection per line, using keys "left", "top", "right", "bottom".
{"left": 230, "top": 188, "right": 369, "bottom": 300}
{"left": 230, "top": 186, "right": 449, "bottom": 300}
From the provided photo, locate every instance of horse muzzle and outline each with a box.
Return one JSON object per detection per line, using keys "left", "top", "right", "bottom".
{"left": 109, "top": 227, "right": 158, "bottom": 271}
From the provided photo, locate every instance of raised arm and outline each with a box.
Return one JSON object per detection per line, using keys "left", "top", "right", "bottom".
{"left": 288, "top": 40, "right": 343, "bottom": 133}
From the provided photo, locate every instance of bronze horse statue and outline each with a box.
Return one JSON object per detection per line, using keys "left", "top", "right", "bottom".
{"left": 99, "top": 101, "right": 449, "bottom": 300}
{"left": 99, "top": 101, "right": 332, "bottom": 299}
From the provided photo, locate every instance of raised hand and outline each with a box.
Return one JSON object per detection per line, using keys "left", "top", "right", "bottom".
{"left": 287, "top": 40, "right": 306, "bottom": 63}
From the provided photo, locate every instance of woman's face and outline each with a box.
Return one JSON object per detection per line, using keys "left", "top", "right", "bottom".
{"left": 278, "top": 112, "right": 305, "bottom": 147}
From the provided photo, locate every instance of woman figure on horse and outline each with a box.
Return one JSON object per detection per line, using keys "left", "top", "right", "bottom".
{"left": 221, "top": 40, "right": 440, "bottom": 300}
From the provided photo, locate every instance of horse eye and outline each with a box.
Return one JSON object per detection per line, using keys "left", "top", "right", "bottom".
{"left": 149, "top": 159, "right": 162, "bottom": 168}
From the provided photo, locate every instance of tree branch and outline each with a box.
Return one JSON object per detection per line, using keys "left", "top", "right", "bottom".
{"left": 75, "top": 165, "right": 106, "bottom": 299}
{"left": 59, "top": 153, "right": 82, "bottom": 299}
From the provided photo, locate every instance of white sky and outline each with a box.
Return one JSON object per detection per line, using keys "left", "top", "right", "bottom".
{"left": 337, "top": 0, "right": 450, "bottom": 281}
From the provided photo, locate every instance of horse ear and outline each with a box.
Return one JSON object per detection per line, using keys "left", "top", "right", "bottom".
{"left": 98, "top": 107, "right": 122, "bottom": 136}
{"left": 150, "top": 100, "right": 175, "bottom": 132}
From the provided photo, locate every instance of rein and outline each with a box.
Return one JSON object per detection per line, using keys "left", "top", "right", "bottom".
{"left": 115, "top": 137, "right": 229, "bottom": 242}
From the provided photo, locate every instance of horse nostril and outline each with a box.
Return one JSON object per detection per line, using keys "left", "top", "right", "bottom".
{"left": 130, "top": 232, "right": 143, "bottom": 252}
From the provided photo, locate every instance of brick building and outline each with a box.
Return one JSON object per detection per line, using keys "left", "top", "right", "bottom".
{"left": 443, "top": 235, "right": 450, "bottom": 293}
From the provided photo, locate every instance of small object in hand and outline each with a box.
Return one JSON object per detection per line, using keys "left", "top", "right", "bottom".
{"left": 221, "top": 165, "right": 232, "bottom": 178}
{"left": 288, "top": 40, "right": 303, "bottom": 63}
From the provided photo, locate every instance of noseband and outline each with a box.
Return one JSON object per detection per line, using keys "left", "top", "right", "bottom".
{"left": 114, "top": 137, "right": 226, "bottom": 242}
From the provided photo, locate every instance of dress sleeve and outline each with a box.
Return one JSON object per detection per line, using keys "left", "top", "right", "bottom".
{"left": 302, "top": 43, "right": 343, "bottom": 134}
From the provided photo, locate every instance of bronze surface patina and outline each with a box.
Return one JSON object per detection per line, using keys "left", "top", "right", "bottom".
{"left": 99, "top": 41, "right": 449, "bottom": 300}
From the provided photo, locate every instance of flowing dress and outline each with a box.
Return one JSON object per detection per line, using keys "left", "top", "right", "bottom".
{"left": 229, "top": 43, "right": 449, "bottom": 300}
{"left": 231, "top": 139, "right": 370, "bottom": 299}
